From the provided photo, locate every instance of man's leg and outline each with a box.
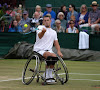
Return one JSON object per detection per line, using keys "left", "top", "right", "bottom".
{"left": 95, "top": 25, "right": 100, "bottom": 34}
{"left": 43, "top": 52, "right": 57, "bottom": 83}
{"left": 91, "top": 24, "right": 98, "bottom": 34}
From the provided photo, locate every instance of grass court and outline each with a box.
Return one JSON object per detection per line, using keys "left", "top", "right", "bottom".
{"left": 0, "top": 59, "right": 100, "bottom": 90}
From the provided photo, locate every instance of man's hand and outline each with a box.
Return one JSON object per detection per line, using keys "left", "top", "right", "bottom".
{"left": 57, "top": 51, "right": 63, "bottom": 58}
{"left": 42, "top": 28, "right": 46, "bottom": 33}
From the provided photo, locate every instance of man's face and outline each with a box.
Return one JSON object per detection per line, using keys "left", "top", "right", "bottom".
{"left": 43, "top": 17, "right": 51, "bottom": 27}
{"left": 34, "top": 12, "right": 39, "bottom": 19}
{"left": 46, "top": 7, "right": 52, "bottom": 12}
{"left": 23, "top": 14, "right": 28, "bottom": 19}
{"left": 92, "top": 5, "right": 97, "bottom": 11}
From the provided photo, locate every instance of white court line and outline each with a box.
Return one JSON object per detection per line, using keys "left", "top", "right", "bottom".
{"left": 0, "top": 73, "right": 100, "bottom": 82}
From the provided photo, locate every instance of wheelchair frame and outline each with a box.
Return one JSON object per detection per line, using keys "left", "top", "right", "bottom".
{"left": 22, "top": 51, "right": 69, "bottom": 85}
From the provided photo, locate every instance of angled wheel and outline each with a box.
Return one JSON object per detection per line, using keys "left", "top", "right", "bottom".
{"left": 54, "top": 56, "right": 69, "bottom": 84}
{"left": 22, "top": 55, "right": 40, "bottom": 85}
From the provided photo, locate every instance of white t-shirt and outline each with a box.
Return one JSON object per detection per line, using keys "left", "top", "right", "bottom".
{"left": 79, "top": 14, "right": 85, "bottom": 20}
{"left": 33, "top": 25, "right": 58, "bottom": 52}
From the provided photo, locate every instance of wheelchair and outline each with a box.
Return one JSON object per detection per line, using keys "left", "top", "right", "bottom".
{"left": 22, "top": 51, "right": 69, "bottom": 85}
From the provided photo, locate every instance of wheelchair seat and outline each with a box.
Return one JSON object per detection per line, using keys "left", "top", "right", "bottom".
{"left": 33, "top": 51, "right": 46, "bottom": 61}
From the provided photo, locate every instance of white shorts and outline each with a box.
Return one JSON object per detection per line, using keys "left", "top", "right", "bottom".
{"left": 36, "top": 50, "right": 54, "bottom": 56}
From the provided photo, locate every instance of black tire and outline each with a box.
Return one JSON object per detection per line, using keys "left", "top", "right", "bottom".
{"left": 22, "top": 55, "right": 39, "bottom": 85}
{"left": 54, "top": 56, "right": 69, "bottom": 84}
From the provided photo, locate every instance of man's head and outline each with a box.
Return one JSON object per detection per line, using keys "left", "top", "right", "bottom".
{"left": 90, "top": 1, "right": 99, "bottom": 11}
{"left": 43, "top": 15, "right": 51, "bottom": 28}
{"left": 23, "top": 10, "right": 28, "bottom": 19}
{"left": 33, "top": 12, "right": 40, "bottom": 19}
{"left": 46, "top": 4, "right": 52, "bottom": 12}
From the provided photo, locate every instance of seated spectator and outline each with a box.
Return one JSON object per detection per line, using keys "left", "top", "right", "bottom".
{"left": 34, "top": 5, "right": 43, "bottom": 18}
{"left": 66, "top": 20, "right": 79, "bottom": 33}
{"left": 15, "top": 13, "right": 22, "bottom": 25}
{"left": 46, "top": 14, "right": 55, "bottom": 28}
{"left": 57, "top": 12, "right": 67, "bottom": 30}
{"left": 67, "top": 15, "right": 78, "bottom": 28}
{"left": 16, "top": 7, "right": 22, "bottom": 17}
{"left": 43, "top": 4, "right": 56, "bottom": 19}
{"left": 20, "top": 10, "right": 31, "bottom": 31}
{"left": 32, "top": 12, "right": 41, "bottom": 24}
{"left": 0, "top": 20, "right": 8, "bottom": 32}
{"left": 77, "top": 4, "right": 89, "bottom": 28}
{"left": 53, "top": 19, "right": 65, "bottom": 33}
{"left": 8, "top": 20, "right": 22, "bottom": 32}
{"left": 24, "top": 12, "right": 43, "bottom": 33}
{"left": 57, "top": 5, "right": 68, "bottom": 20}
{"left": 67, "top": 4, "right": 78, "bottom": 23}
{"left": 78, "top": 1, "right": 100, "bottom": 34}
{"left": 6, "top": 7, "right": 16, "bottom": 18}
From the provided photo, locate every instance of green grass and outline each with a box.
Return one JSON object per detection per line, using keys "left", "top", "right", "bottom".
{"left": 0, "top": 59, "right": 100, "bottom": 90}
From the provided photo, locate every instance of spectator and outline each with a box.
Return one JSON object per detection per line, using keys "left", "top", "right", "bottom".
{"left": 57, "top": 12, "right": 67, "bottom": 30}
{"left": 67, "top": 15, "right": 78, "bottom": 28}
{"left": 77, "top": 4, "right": 89, "bottom": 28}
{"left": 79, "top": 1, "right": 100, "bottom": 34}
{"left": 67, "top": 4, "right": 78, "bottom": 23}
{"left": 24, "top": 12, "right": 43, "bottom": 33}
{"left": 43, "top": 4, "right": 56, "bottom": 19}
{"left": 8, "top": 19, "right": 22, "bottom": 32}
{"left": 46, "top": 14, "right": 55, "bottom": 28}
{"left": 6, "top": 7, "right": 16, "bottom": 18}
{"left": 20, "top": 10, "right": 31, "bottom": 31}
{"left": 0, "top": 20, "right": 8, "bottom": 32}
{"left": 9, "top": 13, "right": 22, "bottom": 28}
{"left": 66, "top": 20, "right": 79, "bottom": 33}
{"left": 57, "top": 5, "right": 68, "bottom": 20}
{"left": 34, "top": 5, "right": 43, "bottom": 18}
{"left": 32, "top": 12, "right": 41, "bottom": 23}
{"left": 15, "top": 13, "right": 22, "bottom": 25}
{"left": 16, "top": 7, "right": 22, "bottom": 17}
{"left": 53, "top": 19, "right": 65, "bottom": 33}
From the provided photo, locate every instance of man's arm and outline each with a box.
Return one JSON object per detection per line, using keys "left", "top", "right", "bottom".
{"left": 93, "top": 18, "right": 100, "bottom": 24}
{"left": 38, "top": 28, "right": 46, "bottom": 39}
{"left": 54, "top": 40, "right": 63, "bottom": 57}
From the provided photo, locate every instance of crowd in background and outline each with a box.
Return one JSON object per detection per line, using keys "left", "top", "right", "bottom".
{"left": 0, "top": 1, "right": 100, "bottom": 34}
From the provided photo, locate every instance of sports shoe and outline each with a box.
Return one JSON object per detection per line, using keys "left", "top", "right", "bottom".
{"left": 46, "top": 79, "right": 56, "bottom": 84}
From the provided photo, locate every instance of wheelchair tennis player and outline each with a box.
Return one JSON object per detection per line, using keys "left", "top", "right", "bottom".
{"left": 33, "top": 15, "right": 63, "bottom": 84}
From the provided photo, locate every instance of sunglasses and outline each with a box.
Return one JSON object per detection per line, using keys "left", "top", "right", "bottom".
{"left": 82, "top": 7, "right": 86, "bottom": 9}
{"left": 69, "top": 23, "right": 74, "bottom": 24}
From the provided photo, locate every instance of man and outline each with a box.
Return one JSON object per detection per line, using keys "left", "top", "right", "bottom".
{"left": 19, "top": 10, "right": 31, "bottom": 31}
{"left": 43, "top": 4, "right": 56, "bottom": 20}
{"left": 33, "top": 15, "right": 63, "bottom": 83}
{"left": 79, "top": 1, "right": 100, "bottom": 34}
{"left": 88, "top": 1, "right": 100, "bottom": 34}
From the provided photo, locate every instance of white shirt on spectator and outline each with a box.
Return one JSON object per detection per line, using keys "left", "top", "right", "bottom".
{"left": 79, "top": 14, "right": 85, "bottom": 20}
{"left": 34, "top": 25, "right": 58, "bottom": 52}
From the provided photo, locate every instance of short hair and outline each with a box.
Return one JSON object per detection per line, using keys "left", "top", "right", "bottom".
{"left": 15, "top": 13, "right": 21, "bottom": 18}
{"left": 35, "top": 5, "right": 41, "bottom": 9}
{"left": 43, "top": 15, "right": 51, "bottom": 19}
{"left": 55, "top": 19, "right": 61, "bottom": 24}
{"left": 57, "top": 12, "right": 65, "bottom": 18}
{"left": 46, "top": 14, "right": 51, "bottom": 18}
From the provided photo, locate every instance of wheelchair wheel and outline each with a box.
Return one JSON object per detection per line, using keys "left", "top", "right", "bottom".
{"left": 54, "top": 56, "right": 69, "bottom": 84}
{"left": 22, "top": 55, "right": 40, "bottom": 85}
